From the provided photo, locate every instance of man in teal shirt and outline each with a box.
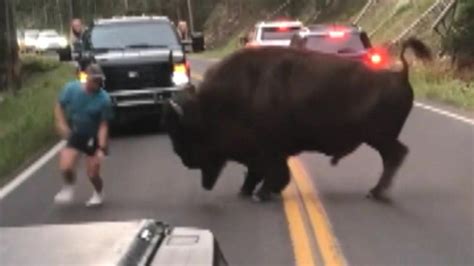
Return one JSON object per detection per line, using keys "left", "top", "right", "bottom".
{"left": 54, "top": 64, "right": 113, "bottom": 207}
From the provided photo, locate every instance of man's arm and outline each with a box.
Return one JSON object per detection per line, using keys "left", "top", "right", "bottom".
{"left": 97, "top": 94, "right": 113, "bottom": 157}
{"left": 54, "top": 103, "right": 70, "bottom": 139}
{"left": 97, "top": 121, "right": 109, "bottom": 153}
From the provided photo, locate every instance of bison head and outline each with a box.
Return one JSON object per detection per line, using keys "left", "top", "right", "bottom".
{"left": 162, "top": 84, "right": 225, "bottom": 190}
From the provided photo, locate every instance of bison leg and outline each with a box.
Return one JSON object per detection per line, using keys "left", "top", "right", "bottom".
{"left": 254, "top": 158, "right": 290, "bottom": 202}
{"left": 240, "top": 167, "right": 263, "bottom": 196}
{"left": 271, "top": 165, "right": 290, "bottom": 194}
{"left": 368, "top": 140, "right": 409, "bottom": 200}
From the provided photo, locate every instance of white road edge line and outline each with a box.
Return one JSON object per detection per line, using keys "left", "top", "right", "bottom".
{"left": 414, "top": 101, "right": 474, "bottom": 126}
{"left": 0, "top": 141, "right": 66, "bottom": 200}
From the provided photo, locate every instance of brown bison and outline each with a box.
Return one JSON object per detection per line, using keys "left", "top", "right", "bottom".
{"left": 162, "top": 38, "right": 432, "bottom": 201}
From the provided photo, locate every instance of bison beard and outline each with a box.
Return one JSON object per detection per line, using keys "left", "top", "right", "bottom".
{"left": 163, "top": 38, "right": 432, "bottom": 202}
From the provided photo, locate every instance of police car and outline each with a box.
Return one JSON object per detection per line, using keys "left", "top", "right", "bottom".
{"left": 244, "top": 20, "right": 304, "bottom": 48}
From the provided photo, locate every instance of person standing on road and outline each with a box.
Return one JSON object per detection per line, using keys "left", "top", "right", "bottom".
{"left": 54, "top": 64, "right": 113, "bottom": 207}
{"left": 177, "top": 21, "right": 189, "bottom": 40}
{"left": 69, "top": 18, "right": 84, "bottom": 44}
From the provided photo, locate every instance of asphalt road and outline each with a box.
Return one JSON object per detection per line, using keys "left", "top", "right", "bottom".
{"left": 1, "top": 57, "right": 473, "bottom": 266}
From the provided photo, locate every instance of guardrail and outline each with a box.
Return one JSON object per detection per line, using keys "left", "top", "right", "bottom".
{"left": 392, "top": 0, "right": 456, "bottom": 44}
{"left": 432, "top": 0, "right": 458, "bottom": 36}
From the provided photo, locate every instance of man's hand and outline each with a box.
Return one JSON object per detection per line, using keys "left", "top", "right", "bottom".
{"left": 58, "top": 125, "right": 71, "bottom": 139}
{"left": 97, "top": 121, "right": 109, "bottom": 158}
{"left": 95, "top": 149, "right": 106, "bottom": 161}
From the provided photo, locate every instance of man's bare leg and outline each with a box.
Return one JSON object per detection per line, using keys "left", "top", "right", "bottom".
{"left": 55, "top": 147, "right": 80, "bottom": 204}
{"left": 85, "top": 154, "right": 104, "bottom": 207}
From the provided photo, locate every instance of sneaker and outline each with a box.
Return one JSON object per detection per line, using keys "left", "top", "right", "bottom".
{"left": 85, "top": 191, "right": 104, "bottom": 207}
{"left": 54, "top": 185, "right": 75, "bottom": 204}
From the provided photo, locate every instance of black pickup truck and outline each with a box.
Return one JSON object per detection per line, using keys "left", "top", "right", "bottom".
{"left": 68, "top": 16, "right": 194, "bottom": 123}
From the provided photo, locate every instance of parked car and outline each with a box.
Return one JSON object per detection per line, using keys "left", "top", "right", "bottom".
{"left": 34, "top": 29, "right": 68, "bottom": 53}
{"left": 290, "top": 24, "right": 390, "bottom": 69}
{"left": 23, "top": 29, "right": 40, "bottom": 52}
{"left": 243, "top": 20, "right": 304, "bottom": 48}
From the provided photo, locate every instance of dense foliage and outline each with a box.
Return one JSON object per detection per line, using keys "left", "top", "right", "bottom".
{"left": 443, "top": 0, "right": 474, "bottom": 67}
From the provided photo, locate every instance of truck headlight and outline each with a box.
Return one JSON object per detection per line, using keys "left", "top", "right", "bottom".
{"left": 172, "top": 73, "right": 190, "bottom": 86}
{"left": 172, "top": 63, "right": 190, "bottom": 85}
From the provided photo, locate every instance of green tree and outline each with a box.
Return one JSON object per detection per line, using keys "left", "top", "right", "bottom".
{"left": 444, "top": 0, "right": 474, "bottom": 67}
{"left": 1, "top": 0, "right": 21, "bottom": 92}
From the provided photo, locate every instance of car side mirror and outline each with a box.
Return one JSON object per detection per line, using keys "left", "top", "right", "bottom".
{"left": 58, "top": 45, "right": 72, "bottom": 61}
{"left": 191, "top": 32, "right": 205, "bottom": 53}
{"left": 181, "top": 39, "right": 192, "bottom": 53}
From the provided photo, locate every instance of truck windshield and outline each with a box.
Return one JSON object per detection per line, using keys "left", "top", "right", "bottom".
{"left": 91, "top": 22, "right": 179, "bottom": 50}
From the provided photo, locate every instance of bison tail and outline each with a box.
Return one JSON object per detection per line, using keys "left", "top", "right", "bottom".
{"left": 400, "top": 38, "right": 432, "bottom": 79}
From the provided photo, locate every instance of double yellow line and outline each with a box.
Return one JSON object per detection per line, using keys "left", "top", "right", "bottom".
{"left": 286, "top": 158, "right": 346, "bottom": 266}
{"left": 191, "top": 72, "right": 345, "bottom": 266}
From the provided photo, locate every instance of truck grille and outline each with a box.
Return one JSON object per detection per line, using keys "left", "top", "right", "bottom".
{"left": 102, "top": 63, "right": 173, "bottom": 91}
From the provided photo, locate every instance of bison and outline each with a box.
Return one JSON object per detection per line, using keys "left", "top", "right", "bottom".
{"left": 162, "top": 38, "right": 432, "bottom": 201}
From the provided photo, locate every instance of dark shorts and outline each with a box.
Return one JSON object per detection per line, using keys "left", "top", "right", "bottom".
{"left": 67, "top": 133, "right": 98, "bottom": 156}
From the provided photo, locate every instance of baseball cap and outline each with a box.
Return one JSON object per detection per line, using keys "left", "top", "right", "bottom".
{"left": 85, "top": 64, "right": 106, "bottom": 80}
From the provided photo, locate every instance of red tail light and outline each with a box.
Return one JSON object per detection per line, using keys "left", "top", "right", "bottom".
{"left": 277, "top": 26, "right": 289, "bottom": 32}
{"left": 370, "top": 53, "right": 382, "bottom": 65}
{"left": 365, "top": 47, "right": 389, "bottom": 69}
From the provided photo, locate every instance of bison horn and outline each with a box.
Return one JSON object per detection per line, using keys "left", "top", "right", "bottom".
{"left": 169, "top": 100, "right": 184, "bottom": 116}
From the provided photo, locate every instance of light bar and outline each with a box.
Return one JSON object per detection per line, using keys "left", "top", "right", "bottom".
{"left": 328, "top": 31, "right": 345, "bottom": 38}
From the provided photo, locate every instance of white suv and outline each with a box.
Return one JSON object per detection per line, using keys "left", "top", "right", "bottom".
{"left": 35, "top": 30, "right": 68, "bottom": 52}
{"left": 245, "top": 20, "right": 304, "bottom": 48}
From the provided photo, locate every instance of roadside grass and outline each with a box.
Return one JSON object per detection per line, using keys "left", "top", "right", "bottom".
{"left": 0, "top": 57, "right": 74, "bottom": 182}
{"left": 411, "top": 64, "right": 474, "bottom": 110}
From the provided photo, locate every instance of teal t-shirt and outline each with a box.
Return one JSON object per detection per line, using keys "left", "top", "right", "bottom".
{"left": 59, "top": 81, "right": 113, "bottom": 136}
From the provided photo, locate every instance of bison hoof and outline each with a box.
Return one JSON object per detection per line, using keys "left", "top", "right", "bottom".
{"left": 252, "top": 192, "right": 272, "bottom": 203}
{"left": 367, "top": 189, "right": 391, "bottom": 202}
